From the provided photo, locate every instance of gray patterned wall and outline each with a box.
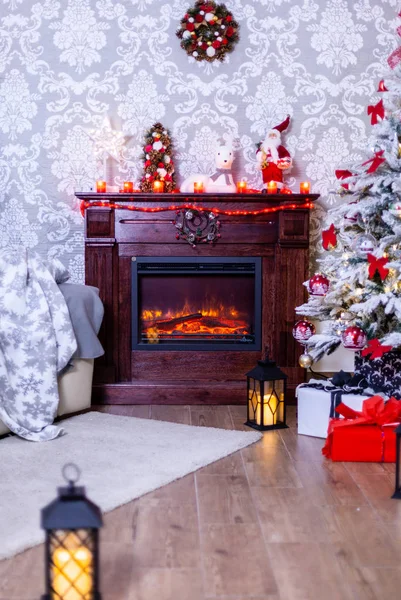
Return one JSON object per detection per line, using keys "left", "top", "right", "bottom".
{"left": 1, "top": 0, "right": 400, "bottom": 281}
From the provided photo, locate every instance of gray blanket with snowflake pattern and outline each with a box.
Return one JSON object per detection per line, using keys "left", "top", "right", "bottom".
{"left": 0, "top": 249, "right": 77, "bottom": 441}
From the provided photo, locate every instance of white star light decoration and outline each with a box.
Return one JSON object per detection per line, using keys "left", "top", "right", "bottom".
{"left": 86, "top": 117, "right": 125, "bottom": 179}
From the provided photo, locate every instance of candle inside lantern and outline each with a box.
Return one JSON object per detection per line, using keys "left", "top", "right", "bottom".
{"left": 267, "top": 181, "right": 278, "bottom": 194}
{"left": 96, "top": 180, "right": 106, "bottom": 193}
{"left": 237, "top": 180, "right": 247, "bottom": 193}
{"left": 123, "top": 181, "right": 133, "bottom": 193}
{"left": 194, "top": 181, "right": 204, "bottom": 193}
{"left": 153, "top": 180, "right": 165, "bottom": 193}
{"left": 300, "top": 181, "right": 310, "bottom": 194}
{"left": 53, "top": 543, "right": 92, "bottom": 600}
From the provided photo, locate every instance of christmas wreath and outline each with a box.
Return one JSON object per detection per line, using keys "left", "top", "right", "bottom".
{"left": 176, "top": 1, "right": 239, "bottom": 62}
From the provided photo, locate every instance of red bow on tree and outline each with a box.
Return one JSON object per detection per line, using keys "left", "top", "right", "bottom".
{"left": 367, "top": 253, "right": 389, "bottom": 280}
{"left": 367, "top": 99, "right": 385, "bottom": 125}
{"left": 335, "top": 169, "right": 353, "bottom": 189}
{"left": 322, "top": 223, "right": 337, "bottom": 250}
{"left": 361, "top": 338, "right": 393, "bottom": 359}
{"left": 362, "top": 150, "right": 385, "bottom": 174}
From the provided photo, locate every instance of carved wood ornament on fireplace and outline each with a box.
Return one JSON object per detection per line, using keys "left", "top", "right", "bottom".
{"left": 78, "top": 192, "right": 318, "bottom": 405}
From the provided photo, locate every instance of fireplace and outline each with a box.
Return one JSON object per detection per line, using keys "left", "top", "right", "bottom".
{"left": 80, "top": 190, "right": 317, "bottom": 404}
{"left": 132, "top": 257, "right": 262, "bottom": 351}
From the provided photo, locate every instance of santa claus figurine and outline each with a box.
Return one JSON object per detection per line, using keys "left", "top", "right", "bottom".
{"left": 256, "top": 115, "right": 292, "bottom": 192}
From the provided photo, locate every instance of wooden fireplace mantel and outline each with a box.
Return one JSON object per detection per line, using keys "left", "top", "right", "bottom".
{"left": 77, "top": 192, "right": 319, "bottom": 405}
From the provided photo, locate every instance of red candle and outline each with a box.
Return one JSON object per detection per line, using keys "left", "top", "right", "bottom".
{"left": 194, "top": 181, "right": 204, "bottom": 193}
{"left": 237, "top": 180, "right": 247, "bottom": 194}
{"left": 267, "top": 181, "right": 277, "bottom": 194}
{"left": 153, "top": 180, "right": 165, "bottom": 193}
{"left": 123, "top": 181, "right": 133, "bottom": 193}
{"left": 96, "top": 180, "right": 106, "bottom": 193}
{"left": 300, "top": 181, "right": 310, "bottom": 194}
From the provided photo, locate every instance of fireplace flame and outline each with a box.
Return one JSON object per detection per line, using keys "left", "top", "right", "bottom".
{"left": 142, "top": 298, "right": 249, "bottom": 340}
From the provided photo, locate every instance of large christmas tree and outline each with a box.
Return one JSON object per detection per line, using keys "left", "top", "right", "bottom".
{"left": 296, "top": 60, "right": 401, "bottom": 365}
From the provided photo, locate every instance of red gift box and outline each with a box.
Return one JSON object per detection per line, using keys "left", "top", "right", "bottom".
{"left": 322, "top": 396, "right": 401, "bottom": 462}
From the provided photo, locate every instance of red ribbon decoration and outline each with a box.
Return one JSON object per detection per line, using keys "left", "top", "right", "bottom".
{"left": 388, "top": 47, "right": 401, "bottom": 69}
{"left": 362, "top": 150, "right": 385, "bottom": 174}
{"left": 367, "top": 253, "right": 389, "bottom": 280}
{"left": 335, "top": 169, "right": 353, "bottom": 189}
{"left": 361, "top": 338, "right": 393, "bottom": 360}
{"left": 367, "top": 99, "right": 385, "bottom": 125}
{"left": 322, "top": 223, "right": 337, "bottom": 250}
{"left": 323, "top": 396, "right": 401, "bottom": 460}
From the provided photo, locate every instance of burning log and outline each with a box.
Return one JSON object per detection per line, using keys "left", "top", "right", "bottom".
{"left": 148, "top": 312, "right": 203, "bottom": 331}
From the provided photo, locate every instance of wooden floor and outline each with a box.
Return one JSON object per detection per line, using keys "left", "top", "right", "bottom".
{"left": 1, "top": 405, "right": 401, "bottom": 600}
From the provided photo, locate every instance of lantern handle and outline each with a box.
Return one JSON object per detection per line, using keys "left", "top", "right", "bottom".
{"left": 62, "top": 463, "right": 81, "bottom": 486}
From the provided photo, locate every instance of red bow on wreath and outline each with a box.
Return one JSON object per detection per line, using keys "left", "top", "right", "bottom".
{"left": 367, "top": 253, "right": 389, "bottom": 280}
{"left": 367, "top": 99, "right": 385, "bottom": 125}
{"left": 361, "top": 339, "right": 393, "bottom": 359}
{"left": 362, "top": 150, "right": 385, "bottom": 174}
{"left": 322, "top": 223, "right": 337, "bottom": 250}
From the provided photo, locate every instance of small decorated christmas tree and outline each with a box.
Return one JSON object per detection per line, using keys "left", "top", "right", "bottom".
{"left": 139, "top": 123, "right": 176, "bottom": 193}
{"left": 294, "top": 48, "right": 401, "bottom": 380}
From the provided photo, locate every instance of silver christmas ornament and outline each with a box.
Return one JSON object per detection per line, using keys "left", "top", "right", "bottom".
{"left": 352, "top": 233, "right": 377, "bottom": 257}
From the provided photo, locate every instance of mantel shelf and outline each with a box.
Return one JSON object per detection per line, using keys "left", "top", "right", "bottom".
{"left": 76, "top": 192, "right": 319, "bottom": 205}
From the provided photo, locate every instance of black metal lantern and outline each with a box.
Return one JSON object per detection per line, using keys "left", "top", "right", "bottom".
{"left": 41, "top": 464, "right": 103, "bottom": 600}
{"left": 392, "top": 424, "right": 401, "bottom": 499}
{"left": 245, "top": 352, "right": 288, "bottom": 431}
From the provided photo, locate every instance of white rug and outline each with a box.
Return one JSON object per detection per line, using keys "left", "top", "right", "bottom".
{"left": 0, "top": 411, "right": 261, "bottom": 560}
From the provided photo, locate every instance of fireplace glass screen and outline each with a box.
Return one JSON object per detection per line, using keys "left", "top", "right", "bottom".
{"left": 132, "top": 258, "right": 261, "bottom": 351}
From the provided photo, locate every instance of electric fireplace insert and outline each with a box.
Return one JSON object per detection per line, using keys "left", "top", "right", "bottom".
{"left": 132, "top": 257, "right": 262, "bottom": 351}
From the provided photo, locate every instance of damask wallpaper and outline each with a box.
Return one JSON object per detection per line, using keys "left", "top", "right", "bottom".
{"left": 0, "top": 0, "right": 400, "bottom": 281}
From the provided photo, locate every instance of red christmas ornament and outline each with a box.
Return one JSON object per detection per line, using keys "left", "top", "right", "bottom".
{"left": 222, "top": 38, "right": 228, "bottom": 45}
{"left": 367, "top": 253, "right": 389, "bottom": 280}
{"left": 361, "top": 338, "right": 393, "bottom": 359}
{"left": 292, "top": 320, "right": 316, "bottom": 344}
{"left": 226, "top": 26, "right": 234, "bottom": 37}
{"left": 377, "top": 79, "right": 388, "bottom": 92}
{"left": 367, "top": 99, "right": 385, "bottom": 125}
{"left": 195, "top": 14, "right": 204, "bottom": 22}
{"left": 212, "top": 40, "right": 221, "bottom": 49}
{"left": 322, "top": 223, "right": 337, "bottom": 250}
{"left": 341, "top": 326, "right": 367, "bottom": 351}
{"left": 186, "top": 22, "right": 195, "bottom": 31}
{"left": 280, "top": 187, "right": 293, "bottom": 194}
{"left": 308, "top": 274, "right": 329, "bottom": 296}
{"left": 225, "top": 15, "right": 233, "bottom": 22}
{"left": 145, "top": 144, "right": 152, "bottom": 152}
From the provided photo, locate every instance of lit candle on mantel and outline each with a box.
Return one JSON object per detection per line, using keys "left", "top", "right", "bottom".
{"left": 153, "top": 180, "right": 165, "bottom": 193}
{"left": 194, "top": 181, "right": 204, "bottom": 193}
{"left": 267, "top": 180, "right": 278, "bottom": 194}
{"left": 96, "top": 180, "right": 106, "bottom": 193}
{"left": 237, "top": 180, "right": 247, "bottom": 194}
{"left": 123, "top": 181, "right": 133, "bottom": 193}
{"left": 300, "top": 181, "right": 310, "bottom": 194}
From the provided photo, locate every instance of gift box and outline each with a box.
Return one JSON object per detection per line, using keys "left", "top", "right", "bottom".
{"left": 297, "top": 385, "right": 369, "bottom": 438}
{"left": 355, "top": 351, "right": 401, "bottom": 400}
{"left": 322, "top": 396, "right": 401, "bottom": 462}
